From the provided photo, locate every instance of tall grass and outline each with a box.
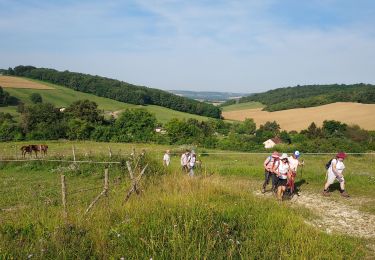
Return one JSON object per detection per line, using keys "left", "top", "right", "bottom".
{"left": 0, "top": 157, "right": 371, "bottom": 258}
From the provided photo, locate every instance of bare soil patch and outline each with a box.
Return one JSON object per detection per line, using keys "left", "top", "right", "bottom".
{"left": 223, "top": 102, "right": 375, "bottom": 131}
{"left": 0, "top": 76, "right": 53, "bottom": 89}
{"left": 254, "top": 190, "right": 375, "bottom": 239}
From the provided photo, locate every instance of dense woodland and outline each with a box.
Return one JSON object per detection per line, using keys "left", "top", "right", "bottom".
{"left": 0, "top": 99, "right": 373, "bottom": 153}
{"left": 222, "top": 84, "right": 375, "bottom": 111}
{"left": 2, "top": 66, "right": 221, "bottom": 118}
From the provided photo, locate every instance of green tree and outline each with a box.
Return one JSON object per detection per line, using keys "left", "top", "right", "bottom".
{"left": 30, "top": 93, "right": 43, "bottom": 104}
{"left": 114, "top": 109, "right": 157, "bottom": 142}
{"left": 67, "top": 119, "right": 94, "bottom": 140}
{"left": 65, "top": 100, "right": 103, "bottom": 123}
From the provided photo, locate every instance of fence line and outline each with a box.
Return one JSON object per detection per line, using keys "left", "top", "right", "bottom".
{"left": 0, "top": 152, "right": 374, "bottom": 164}
{"left": 0, "top": 159, "right": 122, "bottom": 164}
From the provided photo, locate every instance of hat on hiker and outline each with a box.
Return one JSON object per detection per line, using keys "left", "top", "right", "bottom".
{"left": 271, "top": 151, "right": 280, "bottom": 158}
{"left": 294, "top": 150, "right": 300, "bottom": 158}
{"left": 336, "top": 152, "right": 347, "bottom": 159}
{"left": 280, "top": 153, "right": 288, "bottom": 160}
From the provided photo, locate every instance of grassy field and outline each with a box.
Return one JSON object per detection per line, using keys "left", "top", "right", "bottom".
{"left": 221, "top": 101, "right": 264, "bottom": 112}
{"left": 223, "top": 102, "right": 375, "bottom": 131}
{"left": 0, "top": 141, "right": 374, "bottom": 258}
{"left": 0, "top": 77, "right": 210, "bottom": 124}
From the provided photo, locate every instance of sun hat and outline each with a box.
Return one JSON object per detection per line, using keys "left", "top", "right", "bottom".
{"left": 294, "top": 151, "right": 300, "bottom": 158}
{"left": 271, "top": 151, "right": 280, "bottom": 158}
{"left": 280, "top": 153, "right": 288, "bottom": 160}
{"left": 336, "top": 152, "right": 347, "bottom": 159}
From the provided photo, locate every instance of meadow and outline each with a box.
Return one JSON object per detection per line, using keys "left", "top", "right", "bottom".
{"left": 0, "top": 76, "right": 210, "bottom": 123}
{"left": 0, "top": 141, "right": 374, "bottom": 258}
{"left": 222, "top": 101, "right": 375, "bottom": 131}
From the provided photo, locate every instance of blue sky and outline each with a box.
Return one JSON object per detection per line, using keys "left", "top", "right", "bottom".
{"left": 0, "top": 0, "right": 374, "bottom": 92}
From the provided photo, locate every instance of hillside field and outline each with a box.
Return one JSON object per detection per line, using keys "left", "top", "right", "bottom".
{"left": 0, "top": 141, "right": 374, "bottom": 258}
{"left": 0, "top": 76, "right": 53, "bottom": 89}
{"left": 223, "top": 102, "right": 375, "bottom": 131}
{"left": 0, "top": 77, "right": 210, "bottom": 123}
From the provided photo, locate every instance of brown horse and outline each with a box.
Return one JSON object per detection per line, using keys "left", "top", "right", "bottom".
{"left": 30, "top": 144, "right": 48, "bottom": 158}
{"left": 20, "top": 145, "right": 33, "bottom": 158}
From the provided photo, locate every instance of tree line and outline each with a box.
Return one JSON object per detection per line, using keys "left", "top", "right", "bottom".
{"left": 222, "top": 84, "right": 375, "bottom": 111}
{"left": 3, "top": 66, "right": 221, "bottom": 118}
{"left": 0, "top": 99, "right": 373, "bottom": 153}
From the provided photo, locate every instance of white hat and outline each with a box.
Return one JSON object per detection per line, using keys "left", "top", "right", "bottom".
{"left": 280, "top": 153, "right": 288, "bottom": 160}
{"left": 294, "top": 151, "right": 300, "bottom": 158}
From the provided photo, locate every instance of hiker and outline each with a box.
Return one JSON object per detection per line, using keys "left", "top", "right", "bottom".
{"left": 276, "top": 153, "right": 291, "bottom": 201}
{"left": 262, "top": 151, "right": 280, "bottom": 193}
{"left": 287, "top": 151, "right": 304, "bottom": 195}
{"left": 188, "top": 152, "right": 196, "bottom": 177}
{"left": 163, "top": 150, "right": 171, "bottom": 167}
{"left": 180, "top": 150, "right": 190, "bottom": 173}
{"left": 323, "top": 152, "right": 349, "bottom": 197}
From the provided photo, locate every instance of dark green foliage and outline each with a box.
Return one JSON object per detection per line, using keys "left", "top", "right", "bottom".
{"left": 65, "top": 99, "right": 104, "bottom": 124}
{"left": 0, "top": 86, "right": 18, "bottom": 106}
{"left": 113, "top": 109, "right": 157, "bottom": 142}
{"left": 221, "top": 84, "right": 375, "bottom": 111}
{"left": 29, "top": 92, "right": 43, "bottom": 103}
{"left": 6, "top": 65, "right": 221, "bottom": 118}
{"left": 259, "top": 121, "right": 280, "bottom": 135}
{"left": 164, "top": 118, "right": 217, "bottom": 146}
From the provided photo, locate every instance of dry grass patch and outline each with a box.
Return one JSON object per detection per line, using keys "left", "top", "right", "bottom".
{"left": 0, "top": 76, "right": 53, "bottom": 89}
{"left": 223, "top": 102, "right": 375, "bottom": 131}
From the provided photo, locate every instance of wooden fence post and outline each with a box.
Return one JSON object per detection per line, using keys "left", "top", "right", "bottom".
{"left": 104, "top": 168, "right": 109, "bottom": 196}
{"left": 61, "top": 175, "right": 68, "bottom": 220}
{"left": 108, "top": 147, "right": 112, "bottom": 158}
{"left": 72, "top": 145, "right": 76, "bottom": 162}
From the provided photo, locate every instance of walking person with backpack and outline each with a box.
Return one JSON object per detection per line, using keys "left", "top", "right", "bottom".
{"left": 262, "top": 151, "right": 280, "bottom": 193}
{"left": 287, "top": 151, "right": 304, "bottom": 195}
{"left": 276, "top": 153, "right": 291, "bottom": 201}
{"left": 323, "top": 152, "right": 350, "bottom": 197}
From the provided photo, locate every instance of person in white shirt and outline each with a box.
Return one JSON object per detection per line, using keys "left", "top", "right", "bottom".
{"left": 323, "top": 152, "right": 349, "bottom": 197}
{"left": 180, "top": 150, "right": 190, "bottom": 173}
{"left": 188, "top": 153, "right": 196, "bottom": 177}
{"left": 276, "top": 153, "right": 291, "bottom": 201}
{"left": 163, "top": 150, "right": 171, "bottom": 167}
{"left": 287, "top": 151, "right": 304, "bottom": 195}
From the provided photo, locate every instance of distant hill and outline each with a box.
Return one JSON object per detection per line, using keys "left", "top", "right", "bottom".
{"left": 2, "top": 66, "right": 221, "bottom": 118}
{"left": 221, "top": 84, "right": 375, "bottom": 111}
{"left": 0, "top": 76, "right": 212, "bottom": 124}
{"left": 168, "top": 90, "right": 248, "bottom": 102}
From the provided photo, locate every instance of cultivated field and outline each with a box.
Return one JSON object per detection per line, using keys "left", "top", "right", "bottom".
{"left": 0, "top": 141, "right": 374, "bottom": 258}
{"left": 0, "top": 76, "right": 54, "bottom": 89}
{"left": 0, "top": 77, "right": 211, "bottom": 123}
{"left": 223, "top": 102, "right": 375, "bottom": 131}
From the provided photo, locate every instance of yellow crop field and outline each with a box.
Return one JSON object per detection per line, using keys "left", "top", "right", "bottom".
{"left": 0, "top": 76, "right": 53, "bottom": 89}
{"left": 223, "top": 102, "right": 375, "bottom": 131}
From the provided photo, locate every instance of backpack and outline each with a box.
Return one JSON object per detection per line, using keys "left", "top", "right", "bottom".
{"left": 325, "top": 158, "right": 334, "bottom": 170}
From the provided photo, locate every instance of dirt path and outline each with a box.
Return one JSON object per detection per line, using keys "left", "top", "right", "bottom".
{"left": 254, "top": 190, "right": 375, "bottom": 239}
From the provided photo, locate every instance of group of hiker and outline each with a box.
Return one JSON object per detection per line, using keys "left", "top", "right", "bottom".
{"left": 262, "top": 151, "right": 303, "bottom": 200}
{"left": 163, "top": 149, "right": 197, "bottom": 176}
{"left": 262, "top": 150, "right": 349, "bottom": 200}
{"left": 163, "top": 148, "right": 350, "bottom": 199}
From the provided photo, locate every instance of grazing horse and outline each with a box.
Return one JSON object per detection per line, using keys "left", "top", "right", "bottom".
{"left": 20, "top": 145, "right": 33, "bottom": 158}
{"left": 31, "top": 144, "right": 48, "bottom": 158}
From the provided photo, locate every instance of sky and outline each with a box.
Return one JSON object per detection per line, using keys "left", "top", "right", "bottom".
{"left": 0, "top": 0, "right": 375, "bottom": 93}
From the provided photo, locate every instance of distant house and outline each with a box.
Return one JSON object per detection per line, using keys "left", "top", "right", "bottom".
{"left": 263, "top": 137, "right": 282, "bottom": 149}
{"left": 59, "top": 107, "right": 66, "bottom": 112}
